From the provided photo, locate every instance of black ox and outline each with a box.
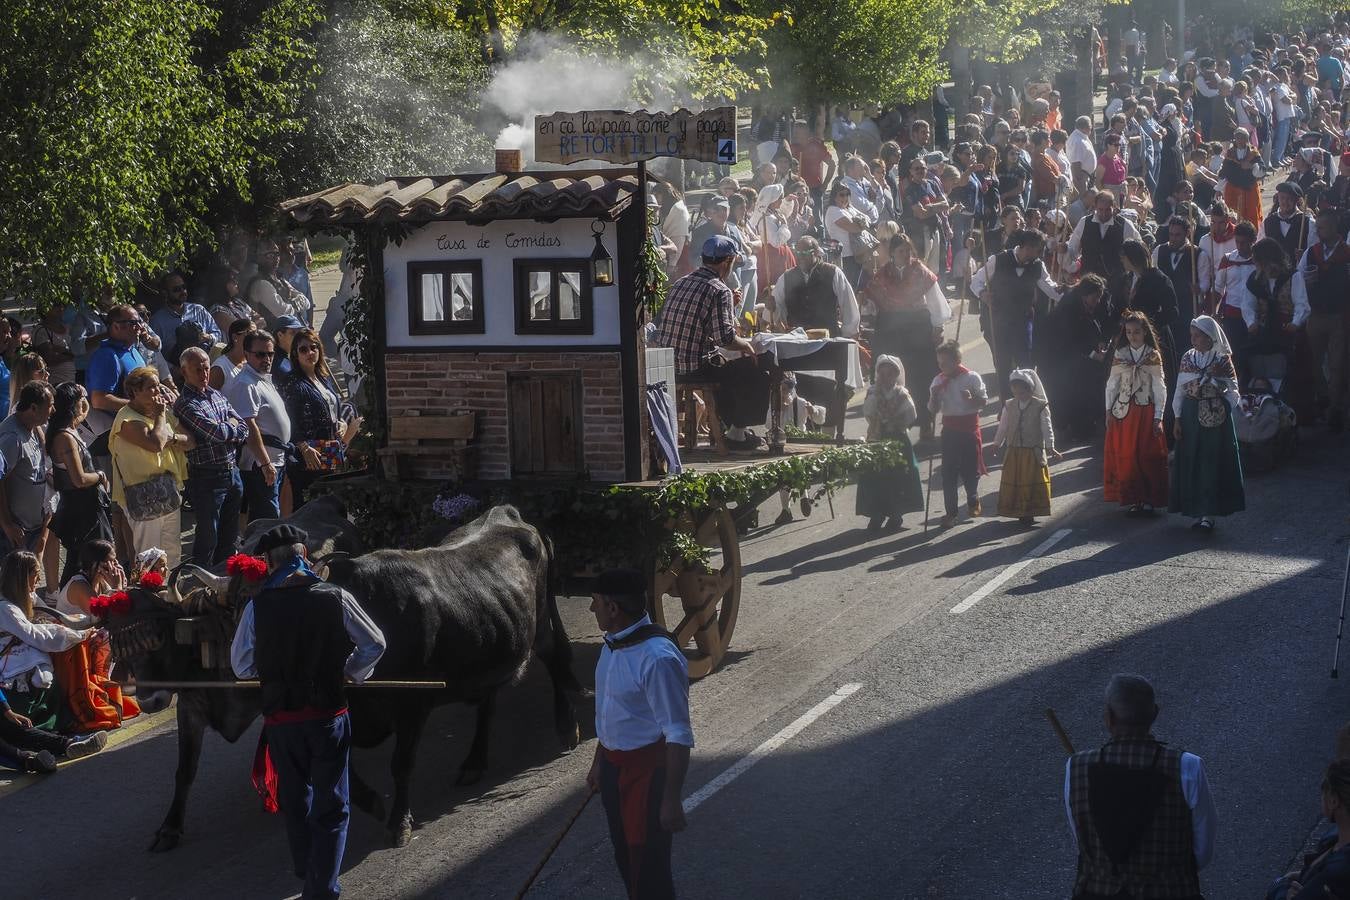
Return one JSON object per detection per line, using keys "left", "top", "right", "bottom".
{"left": 139, "top": 503, "right": 582, "bottom": 851}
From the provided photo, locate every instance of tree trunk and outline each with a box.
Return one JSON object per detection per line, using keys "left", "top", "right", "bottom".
{"left": 1060, "top": 29, "right": 1096, "bottom": 125}
{"left": 1149, "top": 13, "right": 1168, "bottom": 67}
{"left": 950, "top": 41, "right": 972, "bottom": 123}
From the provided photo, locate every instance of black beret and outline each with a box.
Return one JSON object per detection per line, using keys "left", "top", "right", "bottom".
{"left": 256, "top": 524, "right": 308, "bottom": 555}
{"left": 1276, "top": 181, "right": 1304, "bottom": 198}
{"left": 594, "top": 567, "right": 646, "bottom": 598}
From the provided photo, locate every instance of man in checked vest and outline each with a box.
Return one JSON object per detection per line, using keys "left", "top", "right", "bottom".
{"left": 1065, "top": 674, "right": 1217, "bottom": 900}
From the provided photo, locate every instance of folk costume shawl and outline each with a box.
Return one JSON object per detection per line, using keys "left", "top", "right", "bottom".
{"left": 863, "top": 355, "right": 917, "bottom": 440}
{"left": 1107, "top": 342, "right": 1167, "bottom": 421}
{"left": 1174, "top": 315, "right": 1240, "bottom": 415}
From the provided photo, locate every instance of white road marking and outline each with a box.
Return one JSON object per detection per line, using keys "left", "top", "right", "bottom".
{"left": 683, "top": 683, "right": 864, "bottom": 814}
{"left": 949, "top": 528, "right": 1073, "bottom": 615}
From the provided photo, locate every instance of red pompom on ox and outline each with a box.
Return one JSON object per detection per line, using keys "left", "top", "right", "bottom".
{"left": 139, "top": 571, "right": 165, "bottom": 589}
{"left": 226, "top": 553, "right": 268, "bottom": 583}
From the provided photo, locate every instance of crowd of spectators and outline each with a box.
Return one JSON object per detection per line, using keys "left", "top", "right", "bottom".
{"left": 0, "top": 234, "right": 359, "bottom": 770}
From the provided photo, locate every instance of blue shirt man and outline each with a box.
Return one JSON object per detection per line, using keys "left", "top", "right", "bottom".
{"left": 85, "top": 305, "right": 148, "bottom": 439}
{"left": 150, "top": 272, "right": 221, "bottom": 347}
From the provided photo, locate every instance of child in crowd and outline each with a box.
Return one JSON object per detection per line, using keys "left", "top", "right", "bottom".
{"left": 991, "top": 369, "right": 1058, "bottom": 526}
{"left": 856, "top": 355, "right": 923, "bottom": 531}
{"left": 1104, "top": 310, "right": 1170, "bottom": 515}
{"left": 928, "top": 340, "right": 988, "bottom": 528}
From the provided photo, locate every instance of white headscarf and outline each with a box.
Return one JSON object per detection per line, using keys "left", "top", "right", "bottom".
{"left": 133, "top": 547, "right": 167, "bottom": 581}
{"left": 1008, "top": 368, "right": 1048, "bottom": 402}
{"left": 874, "top": 354, "right": 907, "bottom": 391}
{"left": 1189, "top": 314, "right": 1232, "bottom": 358}
{"left": 1160, "top": 103, "right": 1178, "bottom": 120}
{"left": 751, "top": 183, "right": 784, "bottom": 227}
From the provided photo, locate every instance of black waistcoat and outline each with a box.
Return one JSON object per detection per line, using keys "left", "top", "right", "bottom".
{"left": 1262, "top": 212, "right": 1309, "bottom": 263}
{"left": 253, "top": 581, "right": 352, "bottom": 716}
{"left": 783, "top": 263, "right": 842, "bottom": 333}
{"left": 989, "top": 250, "right": 1041, "bottom": 328}
{"left": 1080, "top": 217, "right": 1126, "bottom": 279}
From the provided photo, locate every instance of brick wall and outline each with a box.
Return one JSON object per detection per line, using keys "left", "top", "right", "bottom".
{"left": 384, "top": 351, "right": 627, "bottom": 481}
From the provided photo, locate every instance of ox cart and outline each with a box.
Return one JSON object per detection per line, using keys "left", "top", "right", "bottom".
{"left": 280, "top": 113, "right": 894, "bottom": 679}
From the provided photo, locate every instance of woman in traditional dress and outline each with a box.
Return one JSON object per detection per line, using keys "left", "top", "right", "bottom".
{"left": 991, "top": 369, "right": 1058, "bottom": 526}
{"left": 750, "top": 184, "right": 797, "bottom": 294}
{"left": 0, "top": 550, "right": 137, "bottom": 731}
{"left": 864, "top": 233, "right": 950, "bottom": 438}
{"left": 856, "top": 356, "right": 923, "bottom": 530}
{"left": 1171, "top": 315, "right": 1246, "bottom": 532}
{"left": 1104, "top": 311, "right": 1170, "bottom": 515}
{"left": 1219, "top": 127, "right": 1263, "bottom": 227}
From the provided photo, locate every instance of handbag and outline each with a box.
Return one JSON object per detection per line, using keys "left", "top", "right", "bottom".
{"left": 115, "top": 448, "right": 180, "bottom": 521}
{"left": 849, "top": 226, "right": 880, "bottom": 258}
{"left": 302, "top": 439, "right": 346, "bottom": 472}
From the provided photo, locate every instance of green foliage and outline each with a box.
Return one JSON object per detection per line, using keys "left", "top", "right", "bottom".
{"left": 0, "top": 0, "right": 321, "bottom": 312}
{"left": 638, "top": 209, "right": 670, "bottom": 317}
{"left": 764, "top": 0, "right": 949, "bottom": 106}
{"left": 319, "top": 442, "right": 911, "bottom": 574}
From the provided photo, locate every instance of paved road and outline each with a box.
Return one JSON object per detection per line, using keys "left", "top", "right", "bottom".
{"left": 5, "top": 276, "right": 1346, "bottom": 898}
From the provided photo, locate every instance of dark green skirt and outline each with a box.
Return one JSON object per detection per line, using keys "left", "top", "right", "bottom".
{"left": 7, "top": 684, "right": 59, "bottom": 732}
{"left": 856, "top": 433, "right": 924, "bottom": 520}
{"left": 1169, "top": 397, "right": 1246, "bottom": 518}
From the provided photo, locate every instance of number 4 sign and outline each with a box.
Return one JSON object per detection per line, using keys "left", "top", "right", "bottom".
{"left": 716, "top": 138, "right": 736, "bottom": 164}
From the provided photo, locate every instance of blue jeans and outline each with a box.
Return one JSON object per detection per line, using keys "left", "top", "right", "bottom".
{"left": 185, "top": 466, "right": 243, "bottom": 565}
{"left": 267, "top": 713, "right": 351, "bottom": 900}
{"left": 1271, "top": 117, "right": 1292, "bottom": 164}
{"left": 242, "top": 465, "right": 285, "bottom": 522}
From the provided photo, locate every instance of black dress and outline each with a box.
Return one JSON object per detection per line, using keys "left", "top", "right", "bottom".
{"left": 50, "top": 429, "right": 112, "bottom": 582}
{"left": 1038, "top": 289, "right": 1110, "bottom": 437}
{"left": 1151, "top": 120, "right": 1186, "bottom": 221}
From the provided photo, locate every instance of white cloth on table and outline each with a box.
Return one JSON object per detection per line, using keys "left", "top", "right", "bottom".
{"left": 745, "top": 330, "right": 865, "bottom": 389}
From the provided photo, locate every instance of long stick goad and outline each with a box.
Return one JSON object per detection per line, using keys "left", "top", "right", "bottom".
{"left": 1045, "top": 707, "right": 1076, "bottom": 755}
{"left": 131, "top": 680, "right": 449, "bottom": 690}
{"left": 514, "top": 788, "right": 596, "bottom": 900}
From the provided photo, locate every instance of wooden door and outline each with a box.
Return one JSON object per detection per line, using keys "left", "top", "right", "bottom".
{"left": 508, "top": 373, "right": 584, "bottom": 476}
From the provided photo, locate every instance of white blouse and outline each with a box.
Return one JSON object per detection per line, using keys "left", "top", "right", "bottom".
{"left": 0, "top": 599, "right": 83, "bottom": 689}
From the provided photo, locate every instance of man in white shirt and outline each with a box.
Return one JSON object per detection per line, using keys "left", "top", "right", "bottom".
{"left": 1061, "top": 191, "right": 1143, "bottom": 295}
{"left": 224, "top": 331, "right": 291, "bottom": 522}
{"left": 1270, "top": 70, "right": 1297, "bottom": 165}
{"left": 1065, "top": 116, "right": 1097, "bottom": 198}
{"left": 587, "top": 568, "right": 693, "bottom": 900}
{"left": 771, "top": 237, "right": 860, "bottom": 337}
{"left": 970, "top": 229, "right": 1063, "bottom": 400}
{"left": 1065, "top": 674, "right": 1216, "bottom": 898}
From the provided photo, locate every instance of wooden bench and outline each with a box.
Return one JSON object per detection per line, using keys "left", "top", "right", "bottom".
{"left": 378, "top": 412, "right": 477, "bottom": 481}
{"left": 675, "top": 381, "right": 729, "bottom": 455}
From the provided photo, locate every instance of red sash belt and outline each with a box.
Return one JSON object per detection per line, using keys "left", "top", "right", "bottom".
{"left": 942, "top": 412, "right": 980, "bottom": 433}
{"left": 602, "top": 739, "right": 667, "bottom": 854}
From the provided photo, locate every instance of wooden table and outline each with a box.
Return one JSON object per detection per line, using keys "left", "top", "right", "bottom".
{"left": 766, "top": 339, "right": 857, "bottom": 450}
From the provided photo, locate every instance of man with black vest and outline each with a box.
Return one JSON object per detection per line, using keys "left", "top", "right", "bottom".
{"left": 587, "top": 568, "right": 693, "bottom": 900}
{"left": 1297, "top": 210, "right": 1350, "bottom": 431}
{"left": 971, "top": 229, "right": 1063, "bottom": 401}
{"left": 770, "top": 236, "right": 860, "bottom": 337}
{"left": 1153, "top": 217, "right": 1201, "bottom": 356}
{"left": 1064, "top": 674, "right": 1216, "bottom": 900}
{"left": 230, "top": 524, "right": 386, "bottom": 900}
{"left": 1262, "top": 181, "right": 1311, "bottom": 264}
{"left": 1062, "top": 190, "right": 1142, "bottom": 305}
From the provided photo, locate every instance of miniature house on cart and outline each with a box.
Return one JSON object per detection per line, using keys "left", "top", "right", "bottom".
{"left": 282, "top": 154, "right": 660, "bottom": 483}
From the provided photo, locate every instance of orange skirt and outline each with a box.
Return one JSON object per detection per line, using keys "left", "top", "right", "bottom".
{"left": 51, "top": 631, "right": 140, "bottom": 732}
{"left": 1104, "top": 403, "right": 1169, "bottom": 507}
{"left": 1223, "top": 182, "right": 1262, "bottom": 228}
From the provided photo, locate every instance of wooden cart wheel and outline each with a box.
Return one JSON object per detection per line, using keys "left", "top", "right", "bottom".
{"left": 648, "top": 507, "right": 742, "bottom": 679}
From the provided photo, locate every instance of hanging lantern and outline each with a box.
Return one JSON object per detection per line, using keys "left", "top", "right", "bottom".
{"left": 591, "top": 220, "right": 614, "bottom": 286}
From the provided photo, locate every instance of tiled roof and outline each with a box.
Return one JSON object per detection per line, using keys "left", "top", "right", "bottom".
{"left": 280, "top": 171, "right": 640, "bottom": 225}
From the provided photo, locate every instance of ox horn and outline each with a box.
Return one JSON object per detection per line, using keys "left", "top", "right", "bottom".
{"left": 178, "top": 564, "right": 231, "bottom": 603}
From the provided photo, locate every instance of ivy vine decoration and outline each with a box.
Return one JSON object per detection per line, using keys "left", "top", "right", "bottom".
{"left": 636, "top": 204, "right": 669, "bottom": 317}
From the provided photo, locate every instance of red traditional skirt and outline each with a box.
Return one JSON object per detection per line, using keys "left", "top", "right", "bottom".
{"left": 1103, "top": 403, "right": 1169, "bottom": 507}
{"left": 52, "top": 631, "right": 140, "bottom": 732}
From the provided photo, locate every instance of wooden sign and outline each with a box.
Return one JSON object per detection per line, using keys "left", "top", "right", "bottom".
{"left": 533, "top": 107, "right": 737, "bottom": 166}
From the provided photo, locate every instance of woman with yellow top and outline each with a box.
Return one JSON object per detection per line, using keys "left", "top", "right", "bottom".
{"left": 108, "top": 367, "right": 192, "bottom": 568}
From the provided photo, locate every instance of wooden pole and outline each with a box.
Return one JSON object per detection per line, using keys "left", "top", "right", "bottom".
{"left": 132, "top": 680, "right": 449, "bottom": 690}
{"left": 923, "top": 453, "right": 936, "bottom": 533}
{"left": 514, "top": 788, "right": 596, "bottom": 900}
{"left": 1045, "top": 708, "right": 1076, "bottom": 754}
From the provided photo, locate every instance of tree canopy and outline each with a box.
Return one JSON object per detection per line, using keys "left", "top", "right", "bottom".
{"left": 0, "top": 0, "right": 320, "bottom": 310}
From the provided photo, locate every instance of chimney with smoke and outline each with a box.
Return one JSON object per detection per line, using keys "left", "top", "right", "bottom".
{"left": 495, "top": 148, "right": 524, "bottom": 173}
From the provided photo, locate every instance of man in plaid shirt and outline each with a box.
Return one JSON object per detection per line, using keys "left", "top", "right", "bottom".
{"left": 1064, "top": 674, "right": 1216, "bottom": 899}
{"left": 653, "top": 235, "right": 772, "bottom": 449}
{"left": 174, "top": 347, "right": 249, "bottom": 564}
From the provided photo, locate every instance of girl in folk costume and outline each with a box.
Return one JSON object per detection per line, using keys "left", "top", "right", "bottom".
{"left": 1104, "top": 311, "right": 1170, "bottom": 515}
{"left": 856, "top": 356, "right": 924, "bottom": 530}
{"left": 864, "top": 233, "right": 950, "bottom": 438}
{"left": 991, "top": 369, "right": 1059, "bottom": 526}
{"left": 1219, "top": 127, "right": 1263, "bottom": 229}
{"left": 1171, "top": 315, "right": 1247, "bottom": 532}
{"left": 928, "top": 340, "right": 988, "bottom": 528}
{"left": 750, "top": 184, "right": 797, "bottom": 291}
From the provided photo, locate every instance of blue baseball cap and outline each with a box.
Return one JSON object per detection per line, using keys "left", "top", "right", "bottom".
{"left": 273, "top": 315, "right": 304, "bottom": 331}
{"left": 701, "top": 235, "right": 738, "bottom": 261}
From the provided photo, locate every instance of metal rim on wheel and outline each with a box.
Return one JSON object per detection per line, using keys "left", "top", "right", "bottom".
{"left": 648, "top": 507, "right": 742, "bottom": 679}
